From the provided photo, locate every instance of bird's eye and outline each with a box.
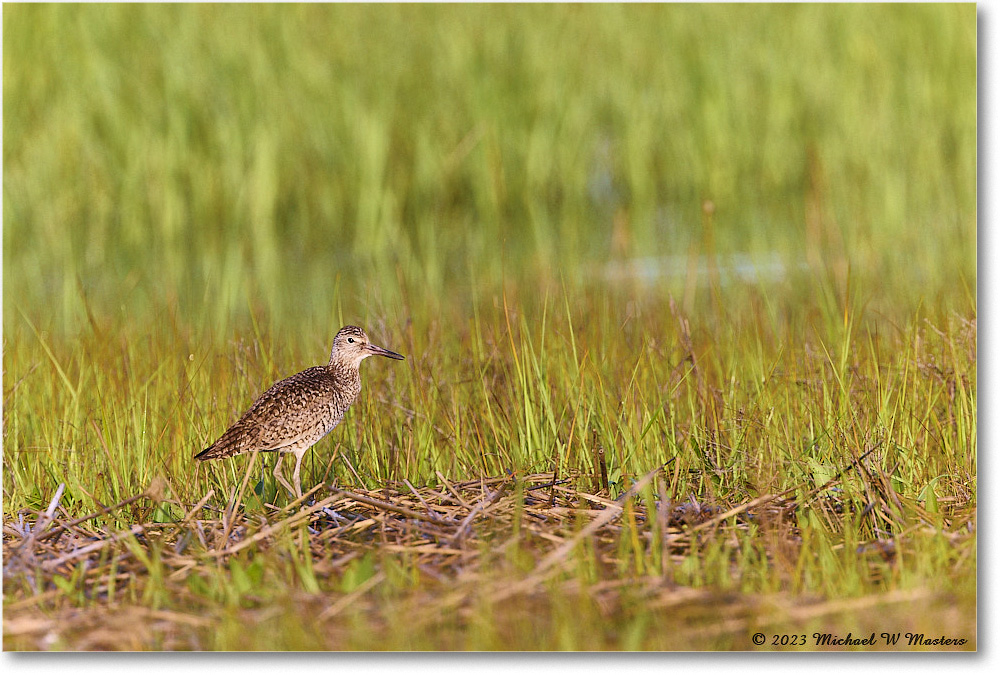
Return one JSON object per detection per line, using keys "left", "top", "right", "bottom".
{"left": 347, "top": 337, "right": 354, "bottom": 343}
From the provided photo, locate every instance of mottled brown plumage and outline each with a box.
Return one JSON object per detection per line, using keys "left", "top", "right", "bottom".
{"left": 195, "top": 326, "right": 405, "bottom": 498}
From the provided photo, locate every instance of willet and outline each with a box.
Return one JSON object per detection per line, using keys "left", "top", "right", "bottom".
{"left": 195, "top": 325, "right": 405, "bottom": 499}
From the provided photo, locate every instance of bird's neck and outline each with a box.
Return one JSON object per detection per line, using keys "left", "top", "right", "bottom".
{"left": 327, "top": 360, "right": 361, "bottom": 382}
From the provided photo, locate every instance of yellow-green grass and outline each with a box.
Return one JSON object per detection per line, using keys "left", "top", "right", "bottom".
{"left": 3, "top": 3, "right": 975, "bottom": 650}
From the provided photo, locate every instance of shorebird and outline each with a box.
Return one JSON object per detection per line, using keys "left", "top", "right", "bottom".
{"left": 195, "top": 325, "right": 405, "bottom": 499}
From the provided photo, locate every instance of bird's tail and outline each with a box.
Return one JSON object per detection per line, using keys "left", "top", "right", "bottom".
{"left": 194, "top": 425, "right": 252, "bottom": 461}
{"left": 194, "top": 445, "right": 220, "bottom": 461}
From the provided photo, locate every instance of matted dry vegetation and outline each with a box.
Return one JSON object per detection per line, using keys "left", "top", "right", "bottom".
{"left": 4, "top": 456, "right": 975, "bottom": 651}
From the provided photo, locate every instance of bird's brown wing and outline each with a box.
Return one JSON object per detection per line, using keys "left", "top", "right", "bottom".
{"left": 195, "top": 367, "right": 336, "bottom": 460}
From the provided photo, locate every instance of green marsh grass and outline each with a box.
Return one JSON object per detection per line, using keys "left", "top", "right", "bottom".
{"left": 4, "top": 3, "right": 975, "bottom": 650}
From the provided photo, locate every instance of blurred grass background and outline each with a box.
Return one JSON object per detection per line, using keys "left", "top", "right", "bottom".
{"left": 4, "top": 3, "right": 975, "bottom": 338}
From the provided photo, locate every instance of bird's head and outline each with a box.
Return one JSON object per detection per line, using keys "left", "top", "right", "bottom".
{"left": 329, "top": 326, "right": 405, "bottom": 369}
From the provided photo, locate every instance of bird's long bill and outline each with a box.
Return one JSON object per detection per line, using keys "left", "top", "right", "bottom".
{"left": 367, "top": 343, "right": 405, "bottom": 360}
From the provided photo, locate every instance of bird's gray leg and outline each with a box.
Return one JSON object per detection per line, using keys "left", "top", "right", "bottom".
{"left": 272, "top": 452, "right": 296, "bottom": 499}
{"left": 291, "top": 451, "right": 305, "bottom": 500}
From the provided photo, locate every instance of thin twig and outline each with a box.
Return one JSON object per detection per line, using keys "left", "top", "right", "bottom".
{"left": 41, "top": 524, "right": 145, "bottom": 572}
{"left": 207, "top": 493, "right": 342, "bottom": 558}
{"left": 37, "top": 484, "right": 159, "bottom": 543}
{"left": 436, "top": 471, "right": 472, "bottom": 509}
{"left": 450, "top": 482, "right": 509, "bottom": 547}
{"left": 335, "top": 489, "right": 446, "bottom": 524}
{"left": 402, "top": 478, "right": 443, "bottom": 521}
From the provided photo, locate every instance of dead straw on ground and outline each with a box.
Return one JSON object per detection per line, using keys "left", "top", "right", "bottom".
{"left": 3, "top": 456, "right": 974, "bottom": 650}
